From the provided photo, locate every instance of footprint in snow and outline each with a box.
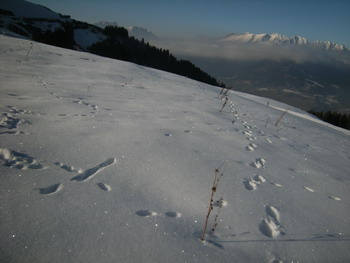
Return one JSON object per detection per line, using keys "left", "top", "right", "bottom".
{"left": 245, "top": 143, "right": 258, "bottom": 151}
{"left": 97, "top": 182, "right": 112, "bottom": 191}
{"left": 55, "top": 162, "right": 82, "bottom": 173}
{"left": 259, "top": 205, "right": 285, "bottom": 238}
{"left": 38, "top": 183, "right": 63, "bottom": 195}
{"left": 243, "top": 175, "right": 267, "bottom": 190}
{"left": 70, "top": 158, "right": 116, "bottom": 182}
{"left": 0, "top": 148, "right": 47, "bottom": 170}
{"left": 259, "top": 218, "right": 284, "bottom": 238}
{"left": 136, "top": 210, "right": 182, "bottom": 218}
{"left": 243, "top": 178, "right": 258, "bottom": 190}
{"left": 136, "top": 210, "right": 158, "bottom": 217}
{"left": 265, "top": 205, "right": 281, "bottom": 224}
{"left": 165, "top": 212, "right": 182, "bottom": 218}
{"left": 250, "top": 158, "right": 266, "bottom": 168}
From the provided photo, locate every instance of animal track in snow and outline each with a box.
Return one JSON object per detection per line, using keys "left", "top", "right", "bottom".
{"left": 270, "top": 182, "right": 283, "bottom": 187}
{"left": 38, "top": 183, "right": 63, "bottom": 195}
{"left": 7, "top": 106, "right": 31, "bottom": 115}
{"left": 55, "top": 162, "right": 82, "bottom": 173}
{"left": 243, "top": 178, "right": 258, "bottom": 190}
{"left": 243, "top": 131, "right": 253, "bottom": 137}
{"left": 266, "top": 138, "right": 273, "bottom": 143}
{"left": 0, "top": 112, "right": 26, "bottom": 129}
{"left": 136, "top": 210, "right": 158, "bottom": 217}
{"left": 271, "top": 257, "right": 284, "bottom": 263}
{"left": 250, "top": 158, "right": 266, "bottom": 168}
{"left": 329, "top": 196, "right": 341, "bottom": 201}
{"left": 165, "top": 212, "right": 182, "bottom": 218}
{"left": 70, "top": 158, "right": 116, "bottom": 182}
{"left": 0, "top": 148, "right": 47, "bottom": 170}
{"left": 259, "top": 218, "right": 284, "bottom": 238}
{"left": 245, "top": 143, "right": 257, "bottom": 151}
{"left": 260, "top": 205, "right": 285, "bottom": 238}
{"left": 265, "top": 206, "right": 281, "bottom": 224}
{"left": 97, "top": 182, "right": 112, "bottom": 191}
{"left": 243, "top": 175, "right": 267, "bottom": 190}
{"left": 253, "top": 174, "right": 267, "bottom": 183}
{"left": 303, "top": 186, "right": 315, "bottom": 193}
{"left": 0, "top": 130, "right": 29, "bottom": 135}
{"left": 73, "top": 99, "right": 98, "bottom": 113}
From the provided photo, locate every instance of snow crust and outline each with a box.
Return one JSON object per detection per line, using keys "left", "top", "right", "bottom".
{"left": 1, "top": 34, "right": 350, "bottom": 263}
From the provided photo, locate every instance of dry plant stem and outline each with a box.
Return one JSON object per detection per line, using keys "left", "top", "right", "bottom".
{"left": 200, "top": 172, "right": 218, "bottom": 241}
{"left": 275, "top": 109, "right": 289, "bottom": 126}
{"left": 218, "top": 87, "right": 225, "bottom": 97}
{"left": 223, "top": 88, "right": 230, "bottom": 97}
{"left": 220, "top": 97, "right": 228, "bottom": 112}
{"left": 211, "top": 196, "right": 224, "bottom": 233}
{"left": 200, "top": 161, "right": 227, "bottom": 241}
{"left": 265, "top": 116, "right": 270, "bottom": 127}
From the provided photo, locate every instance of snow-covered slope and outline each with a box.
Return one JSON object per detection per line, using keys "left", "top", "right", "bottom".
{"left": 219, "top": 32, "right": 348, "bottom": 52}
{"left": 0, "top": 0, "right": 104, "bottom": 51}
{"left": 1, "top": 34, "right": 350, "bottom": 263}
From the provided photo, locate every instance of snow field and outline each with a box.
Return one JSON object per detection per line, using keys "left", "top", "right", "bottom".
{"left": 0, "top": 34, "right": 350, "bottom": 263}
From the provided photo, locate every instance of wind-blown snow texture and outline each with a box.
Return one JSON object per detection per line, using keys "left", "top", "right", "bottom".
{"left": 0, "top": 35, "right": 349, "bottom": 263}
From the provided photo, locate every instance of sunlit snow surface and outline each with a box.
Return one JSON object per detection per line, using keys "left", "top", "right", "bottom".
{"left": 0, "top": 35, "right": 350, "bottom": 263}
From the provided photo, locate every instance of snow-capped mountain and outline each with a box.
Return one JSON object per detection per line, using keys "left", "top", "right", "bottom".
{"left": 127, "top": 26, "right": 158, "bottom": 42}
{"left": 219, "top": 32, "right": 348, "bottom": 52}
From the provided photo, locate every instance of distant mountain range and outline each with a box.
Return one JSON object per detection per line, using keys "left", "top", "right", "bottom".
{"left": 184, "top": 33, "right": 350, "bottom": 113}
{"left": 218, "top": 32, "right": 349, "bottom": 52}
{"left": 1, "top": 0, "right": 349, "bottom": 113}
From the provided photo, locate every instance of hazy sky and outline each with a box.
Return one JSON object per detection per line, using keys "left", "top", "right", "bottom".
{"left": 29, "top": 0, "right": 350, "bottom": 47}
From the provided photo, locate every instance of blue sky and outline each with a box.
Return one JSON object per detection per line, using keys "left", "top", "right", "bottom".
{"left": 29, "top": 0, "right": 350, "bottom": 47}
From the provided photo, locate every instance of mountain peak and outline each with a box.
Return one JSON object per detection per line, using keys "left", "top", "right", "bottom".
{"left": 127, "top": 26, "right": 158, "bottom": 41}
{"left": 219, "top": 32, "right": 348, "bottom": 52}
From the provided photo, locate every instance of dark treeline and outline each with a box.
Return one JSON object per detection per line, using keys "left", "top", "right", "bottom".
{"left": 32, "top": 23, "right": 75, "bottom": 49}
{"left": 89, "top": 26, "right": 225, "bottom": 87}
{"left": 2, "top": 12, "right": 224, "bottom": 87}
{"left": 308, "top": 110, "right": 350, "bottom": 130}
